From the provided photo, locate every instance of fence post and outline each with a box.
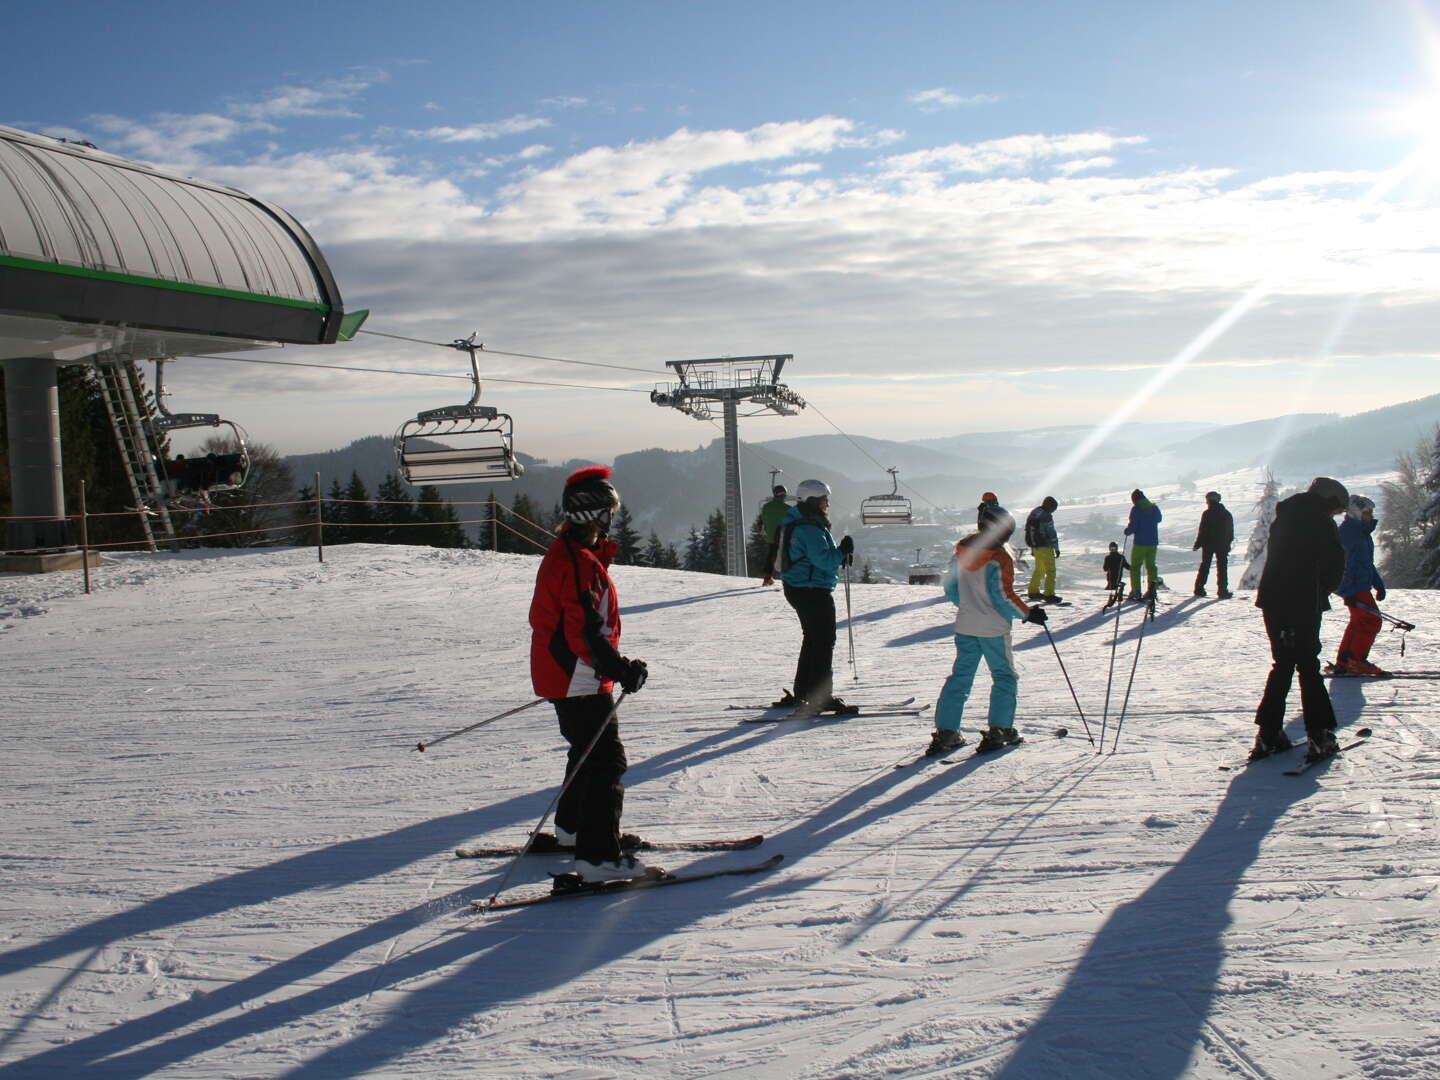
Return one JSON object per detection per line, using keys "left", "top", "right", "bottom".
{"left": 314, "top": 471, "right": 325, "bottom": 563}
{"left": 79, "top": 481, "right": 92, "bottom": 595}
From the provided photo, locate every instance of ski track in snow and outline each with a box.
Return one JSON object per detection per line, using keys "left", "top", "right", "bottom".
{"left": 0, "top": 515, "right": 1437, "bottom": 1079}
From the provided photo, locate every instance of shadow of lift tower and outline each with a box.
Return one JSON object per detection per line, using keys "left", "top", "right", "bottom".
{"left": 650, "top": 355, "right": 806, "bottom": 577}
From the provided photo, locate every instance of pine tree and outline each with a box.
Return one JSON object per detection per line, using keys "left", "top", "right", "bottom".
{"left": 508, "top": 491, "right": 550, "bottom": 554}
{"left": 611, "top": 506, "right": 642, "bottom": 565}
{"left": 324, "top": 478, "right": 350, "bottom": 545}
{"left": 1239, "top": 470, "right": 1280, "bottom": 589}
{"left": 416, "top": 485, "right": 468, "bottom": 548}
{"left": 860, "top": 560, "right": 875, "bottom": 583}
{"left": 746, "top": 510, "right": 771, "bottom": 578}
{"left": 700, "top": 508, "right": 727, "bottom": 574}
{"left": 682, "top": 526, "right": 704, "bottom": 571}
{"left": 373, "top": 473, "right": 417, "bottom": 545}
{"left": 1378, "top": 426, "right": 1440, "bottom": 587}
{"left": 343, "top": 471, "right": 374, "bottom": 543}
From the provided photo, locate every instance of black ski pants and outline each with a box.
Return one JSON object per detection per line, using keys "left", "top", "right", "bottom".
{"left": 1195, "top": 548, "right": 1229, "bottom": 593}
{"left": 1254, "top": 609, "right": 1336, "bottom": 738}
{"left": 783, "top": 583, "right": 836, "bottom": 705}
{"left": 551, "top": 692, "right": 628, "bottom": 864}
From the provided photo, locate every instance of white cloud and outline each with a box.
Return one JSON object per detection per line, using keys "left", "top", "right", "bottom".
{"left": 881, "top": 133, "right": 1149, "bottom": 177}
{"left": 229, "top": 76, "right": 375, "bottom": 121}
{"left": 909, "top": 88, "right": 1001, "bottom": 112}
{"left": 540, "top": 96, "right": 589, "bottom": 108}
{"left": 413, "top": 116, "right": 552, "bottom": 142}
{"left": 774, "top": 162, "right": 824, "bottom": 176}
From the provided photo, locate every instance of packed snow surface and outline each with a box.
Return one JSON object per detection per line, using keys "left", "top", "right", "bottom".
{"left": 1, "top": 538, "right": 1437, "bottom": 1079}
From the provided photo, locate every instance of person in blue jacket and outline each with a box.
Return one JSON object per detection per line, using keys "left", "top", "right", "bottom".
{"left": 777, "top": 479, "right": 855, "bottom": 717}
{"left": 1331, "top": 494, "right": 1389, "bottom": 676}
{"left": 1123, "top": 489, "right": 1163, "bottom": 600}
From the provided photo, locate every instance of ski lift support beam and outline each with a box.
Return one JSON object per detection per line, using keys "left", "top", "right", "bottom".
{"left": 650, "top": 354, "right": 805, "bottom": 576}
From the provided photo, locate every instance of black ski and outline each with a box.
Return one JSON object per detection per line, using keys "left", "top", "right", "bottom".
{"left": 1220, "top": 727, "right": 1371, "bottom": 772}
{"left": 1284, "top": 731, "right": 1372, "bottom": 776}
{"left": 456, "top": 833, "right": 764, "bottom": 859}
{"left": 744, "top": 705, "right": 930, "bottom": 724}
{"left": 1326, "top": 670, "right": 1438, "bottom": 679}
{"left": 727, "top": 696, "right": 915, "bottom": 711}
{"left": 474, "top": 853, "right": 784, "bottom": 911}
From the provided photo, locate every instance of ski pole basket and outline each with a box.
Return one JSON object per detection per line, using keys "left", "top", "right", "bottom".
{"left": 394, "top": 334, "right": 524, "bottom": 485}
{"left": 860, "top": 467, "right": 912, "bottom": 526}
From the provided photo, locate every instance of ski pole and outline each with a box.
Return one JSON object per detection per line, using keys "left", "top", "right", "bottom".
{"left": 414, "top": 698, "right": 545, "bottom": 752}
{"left": 1110, "top": 591, "right": 1154, "bottom": 753}
{"left": 843, "top": 558, "right": 858, "bottom": 682}
{"left": 1099, "top": 535, "right": 1132, "bottom": 754}
{"left": 1042, "top": 624, "right": 1094, "bottom": 745}
{"left": 484, "top": 690, "right": 629, "bottom": 907}
{"left": 1354, "top": 601, "right": 1414, "bottom": 632}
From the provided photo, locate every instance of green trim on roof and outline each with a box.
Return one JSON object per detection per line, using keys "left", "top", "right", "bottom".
{"left": 0, "top": 254, "right": 328, "bottom": 311}
{"left": 337, "top": 309, "right": 370, "bottom": 342}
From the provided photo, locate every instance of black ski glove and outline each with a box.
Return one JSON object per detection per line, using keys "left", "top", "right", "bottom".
{"left": 1375, "top": 587, "right": 1386, "bottom": 602}
{"left": 1025, "top": 606, "right": 1048, "bottom": 625}
{"left": 618, "top": 657, "right": 648, "bottom": 695}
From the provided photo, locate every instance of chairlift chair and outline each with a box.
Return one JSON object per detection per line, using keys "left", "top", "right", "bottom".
{"left": 395, "top": 335, "right": 525, "bottom": 485}
{"left": 147, "top": 357, "right": 251, "bottom": 507}
{"left": 860, "top": 467, "right": 913, "bottom": 526}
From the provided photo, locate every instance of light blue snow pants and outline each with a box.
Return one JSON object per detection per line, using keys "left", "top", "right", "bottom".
{"left": 935, "top": 633, "right": 1017, "bottom": 732}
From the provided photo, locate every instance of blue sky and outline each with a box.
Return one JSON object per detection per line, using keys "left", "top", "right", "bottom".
{"left": 7, "top": 0, "right": 1440, "bottom": 463}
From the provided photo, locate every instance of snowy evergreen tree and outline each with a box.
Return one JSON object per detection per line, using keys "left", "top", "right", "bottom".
{"left": 682, "top": 526, "right": 704, "bottom": 572}
{"left": 415, "top": 485, "right": 467, "bottom": 548}
{"left": 1239, "top": 471, "right": 1280, "bottom": 589}
{"left": 373, "top": 473, "right": 417, "bottom": 545}
{"left": 1378, "top": 426, "right": 1440, "bottom": 587}
{"left": 700, "top": 509, "right": 727, "bottom": 574}
{"left": 1417, "top": 428, "right": 1440, "bottom": 588}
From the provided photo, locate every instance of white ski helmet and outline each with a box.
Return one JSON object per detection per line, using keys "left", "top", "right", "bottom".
{"left": 796, "top": 479, "right": 831, "bottom": 503}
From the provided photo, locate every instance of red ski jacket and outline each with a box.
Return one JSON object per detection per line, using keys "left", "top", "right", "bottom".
{"left": 529, "top": 529, "right": 625, "bottom": 699}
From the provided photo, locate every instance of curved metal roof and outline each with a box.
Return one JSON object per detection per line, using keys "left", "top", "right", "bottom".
{"left": 0, "top": 124, "right": 359, "bottom": 356}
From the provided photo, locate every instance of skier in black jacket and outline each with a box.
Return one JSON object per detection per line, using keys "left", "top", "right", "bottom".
{"left": 1192, "top": 491, "right": 1235, "bottom": 598}
{"left": 1250, "top": 477, "right": 1348, "bottom": 761}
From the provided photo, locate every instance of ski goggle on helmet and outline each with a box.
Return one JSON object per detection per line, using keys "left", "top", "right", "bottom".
{"left": 1347, "top": 494, "right": 1376, "bottom": 519}
{"left": 562, "top": 466, "right": 621, "bottom": 531}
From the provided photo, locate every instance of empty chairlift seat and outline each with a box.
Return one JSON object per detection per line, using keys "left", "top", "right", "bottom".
{"left": 397, "top": 410, "right": 523, "bottom": 485}
{"left": 860, "top": 469, "right": 912, "bottom": 526}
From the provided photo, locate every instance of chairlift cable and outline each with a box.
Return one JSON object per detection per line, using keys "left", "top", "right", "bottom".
{"left": 804, "top": 400, "right": 942, "bottom": 513}
{"left": 187, "top": 353, "right": 650, "bottom": 394}
{"left": 358, "top": 328, "right": 661, "bottom": 375}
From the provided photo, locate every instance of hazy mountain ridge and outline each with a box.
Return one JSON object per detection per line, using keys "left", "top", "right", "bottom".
{"left": 283, "top": 395, "right": 1440, "bottom": 546}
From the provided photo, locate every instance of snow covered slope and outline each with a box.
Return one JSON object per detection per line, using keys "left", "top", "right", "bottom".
{"left": 1, "top": 545, "right": 1437, "bottom": 1079}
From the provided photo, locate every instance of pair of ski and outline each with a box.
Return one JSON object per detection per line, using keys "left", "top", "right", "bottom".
{"left": 1218, "top": 727, "right": 1372, "bottom": 774}
{"left": 460, "top": 833, "right": 781, "bottom": 911}
{"left": 1326, "top": 669, "right": 1439, "bottom": 680}
{"left": 732, "top": 696, "right": 930, "bottom": 723}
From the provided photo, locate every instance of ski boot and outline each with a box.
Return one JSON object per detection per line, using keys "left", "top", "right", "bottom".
{"left": 1042, "top": 594, "right": 1064, "bottom": 604}
{"left": 1248, "top": 729, "right": 1292, "bottom": 761}
{"left": 571, "top": 853, "right": 665, "bottom": 885}
{"left": 1194, "top": 587, "right": 1207, "bottom": 597}
{"left": 1304, "top": 730, "right": 1340, "bottom": 763}
{"left": 1127, "top": 590, "right": 1144, "bottom": 602}
{"left": 925, "top": 728, "right": 965, "bottom": 756}
{"left": 1346, "top": 658, "right": 1390, "bottom": 677}
{"left": 771, "top": 690, "right": 799, "bottom": 708}
{"left": 1026, "top": 591, "right": 1043, "bottom": 601}
{"left": 976, "top": 725, "right": 1023, "bottom": 753}
{"left": 820, "top": 696, "right": 860, "bottom": 716}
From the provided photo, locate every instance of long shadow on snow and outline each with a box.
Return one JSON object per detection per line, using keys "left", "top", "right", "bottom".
{"left": 1014, "top": 595, "right": 1208, "bottom": 652}
{"left": 0, "top": 727, "right": 1047, "bottom": 1078}
{"left": 991, "top": 757, "right": 1318, "bottom": 1079}
{"left": 625, "top": 584, "right": 769, "bottom": 614}
{"left": 0, "top": 720, "right": 812, "bottom": 1078}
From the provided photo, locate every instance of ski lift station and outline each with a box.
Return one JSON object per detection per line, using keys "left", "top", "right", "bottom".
{"left": 0, "top": 124, "right": 365, "bottom": 570}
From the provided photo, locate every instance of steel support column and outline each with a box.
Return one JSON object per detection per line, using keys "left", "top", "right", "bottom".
{"left": 3, "top": 357, "right": 70, "bottom": 550}
{"left": 721, "top": 395, "right": 747, "bottom": 577}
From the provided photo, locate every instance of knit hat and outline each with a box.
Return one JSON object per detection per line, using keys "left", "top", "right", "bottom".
{"left": 1131, "top": 489, "right": 1145, "bottom": 504}
{"left": 562, "top": 465, "right": 621, "bottom": 525}
{"left": 1205, "top": 491, "right": 1221, "bottom": 503}
{"left": 1347, "top": 494, "right": 1375, "bottom": 519}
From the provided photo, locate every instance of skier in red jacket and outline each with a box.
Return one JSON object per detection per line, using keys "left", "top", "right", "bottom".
{"left": 529, "top": 466, "right": 652, "bottom": 882}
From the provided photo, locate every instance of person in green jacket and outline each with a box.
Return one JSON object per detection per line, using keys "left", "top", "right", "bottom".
{"left": 760, "top": 484, "right": 790, "bottom": 586}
